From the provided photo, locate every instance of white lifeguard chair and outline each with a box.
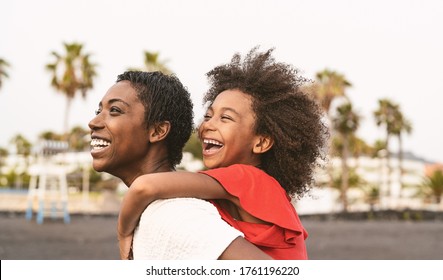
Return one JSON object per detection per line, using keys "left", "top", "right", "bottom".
{"left": 25, "top": 140, "right": 71, "bottom": 224}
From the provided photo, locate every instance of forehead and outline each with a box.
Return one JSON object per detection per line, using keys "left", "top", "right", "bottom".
{"left": 212, "top": 89, "right": 254, "bottom": 113}
{"left": 101, "top": 81, "right": 140, "bottom": 104}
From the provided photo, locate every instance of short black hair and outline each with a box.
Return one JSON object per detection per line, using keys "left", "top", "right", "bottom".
{"left": 117, "top": 71, "right": 194, "bottom": 167}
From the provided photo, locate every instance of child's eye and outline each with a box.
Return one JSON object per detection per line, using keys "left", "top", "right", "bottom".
{"left": 203, "top": 114, "right": 212, "bottom": 120}
{"left": 221, "top": 115, "right": 233, "bottom": 121}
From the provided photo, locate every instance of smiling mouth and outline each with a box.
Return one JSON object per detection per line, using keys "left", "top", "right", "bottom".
{"left": 90, "top": 138, "right": 111, "bottom": 150}
{"left": 202, "top": 138, "right": 224, "bottom": 154}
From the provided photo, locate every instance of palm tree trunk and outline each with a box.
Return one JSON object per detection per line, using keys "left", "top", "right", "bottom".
{"left": 63, "top": 97, "right": 72, "bottom": 139}
{"left": 385, "top": 134, "right": 391, "bottom": 198}
{"left": 326, "top": 112, "right": 335, "bottom": 190}
{"left": 341, "top": 136, "right": 349, "bottom": 212}
{"left": 398, "top": 133, "right": 404, "bottom": 198}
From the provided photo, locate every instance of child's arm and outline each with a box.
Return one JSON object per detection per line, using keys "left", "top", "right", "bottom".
{"left": 117, "top": 171, "right": 239, "bottom": 258}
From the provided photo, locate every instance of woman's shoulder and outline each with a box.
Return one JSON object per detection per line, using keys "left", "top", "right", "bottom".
{"left": 200, "top": 164, "right": 280, "bottom": 187}
{"left": 142, "top": 198, "right": 218, "bottom": 216}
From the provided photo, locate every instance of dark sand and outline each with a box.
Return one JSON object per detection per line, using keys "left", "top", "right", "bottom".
{"left": 1, "top": 212, "right": 442, "bottom": 260}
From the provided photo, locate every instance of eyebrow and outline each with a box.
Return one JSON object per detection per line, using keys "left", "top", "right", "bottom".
{"left": 98, "top": 98, "right": 131, "bottom": 107}
{"left": 220, "top": 107, "right": 241, "bottom": 116}
{"left": 207, "top": 105, "right": 241, "bottom": 117}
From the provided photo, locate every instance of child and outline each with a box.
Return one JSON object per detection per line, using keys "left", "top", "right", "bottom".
{"left": 118, "top": 47, "right": 327, "bottom": 259}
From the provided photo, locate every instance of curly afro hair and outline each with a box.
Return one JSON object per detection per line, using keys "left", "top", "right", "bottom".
{"left": 203, "top": 47, "right": 327, "bottom": 198}
{"left": 117, "top": 71, "right": 194, "bottom": 168}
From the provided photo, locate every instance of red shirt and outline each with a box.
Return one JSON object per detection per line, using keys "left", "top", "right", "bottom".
{"left": 199, "top": 164, "right": 308, "bottom": 260}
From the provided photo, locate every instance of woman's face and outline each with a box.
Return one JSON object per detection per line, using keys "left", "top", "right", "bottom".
{"left": 88, "top": 81, "right": 150, "bottom": 178}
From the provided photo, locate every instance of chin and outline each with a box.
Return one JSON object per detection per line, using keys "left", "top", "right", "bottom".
{"left": 203, "top": 161, "right": 220, "bottom": 169}
{"left": 92, "top": 161, "right": 107, "bottom": 173}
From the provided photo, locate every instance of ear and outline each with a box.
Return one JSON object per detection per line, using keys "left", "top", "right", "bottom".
{"left": 252, "top": 135, "right": 274, "bottom": 154}
{"left": 148, "top": 121, "right": 171, "bottom": 143}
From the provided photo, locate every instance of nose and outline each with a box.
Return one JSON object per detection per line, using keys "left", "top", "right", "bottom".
{"left": 88, "top": 113, "right": 104, "bottom": 131}
{"left": 198, "top": 116, "right": 218, "bottom": 141}
{"left": 198, "top": 116, "right": 217, "bottom": 133}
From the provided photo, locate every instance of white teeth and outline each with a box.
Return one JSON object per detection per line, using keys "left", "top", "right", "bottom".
{"left": 90, "top": 138, "right": 111, "bottom": 149}
{"left": 203, "top": 139, "right": 223, "bottom": 146}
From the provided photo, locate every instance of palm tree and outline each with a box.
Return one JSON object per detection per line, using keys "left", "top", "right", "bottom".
{"left": 0, "top": 58, "right": 10, "bottom": 90}
{"left": 143, "top": 51, "right": 171, "bottom": 74}
{"left": 332, "top": 102, "right": 360, "bottom": 212}
{"left": 331, "top": 168, "right": 366, "bottom": 210}
{"left": 372, "top": 139, "right": 387, "bottom": 158}
{"left": 309, "top": 69, "right": 352, "bottom": 189}
{"left": 10, "top": 134, "right": 32, "bottom": 157}
{"left": 391, "top": 109, "right": 412, "bottom": 195}
{"left": 46, "top": 42, "right": 97, "bottom": 135}
{"left": 39, "top": 130, "right": 63, "bottom": 141}
{"left": 373, "top": 99, "right": 399, "bottom": 198}
{"left": 420, "top": 170, "right": 443, "bottom": 204}
{"left": 313, "top": 69, "right": 351, "bottom": 115}
{"left": 362, "top": 184, "right": 380, "bottom": 212}
{"left": 129, "top": 51, "right": 172, "bottom": 74}
{"left": 349, "top": 136, "right": 372, "bottom": 168}
{"left": 9, "top": 134, "right": 32, "bottom": 189}
{"left": 371, "top": 139, "right": 387, "bottom": 203}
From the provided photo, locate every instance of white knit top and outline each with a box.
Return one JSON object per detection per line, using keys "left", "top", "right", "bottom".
{"left": 132, "top": 198, "right": 243, "bottom": 260}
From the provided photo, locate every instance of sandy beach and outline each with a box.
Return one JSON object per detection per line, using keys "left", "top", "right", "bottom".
{"left": 1, "top": 211, "right": 442, "bottom": 260}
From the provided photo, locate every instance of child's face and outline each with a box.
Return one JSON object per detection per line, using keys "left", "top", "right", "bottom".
{"left": 198, "top": 89, "right": 262, "bottom": 169}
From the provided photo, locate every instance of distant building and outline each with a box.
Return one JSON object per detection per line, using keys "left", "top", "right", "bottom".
{"left": 296, "top": 152, "right": 442, "bottom": 214}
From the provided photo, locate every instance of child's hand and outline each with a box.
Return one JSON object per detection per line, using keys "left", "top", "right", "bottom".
{"left": 118, "top": 209, "right": 135, "bottom": 260}
{"left": 118, "top": 230, "right": 134, "bottom": 260}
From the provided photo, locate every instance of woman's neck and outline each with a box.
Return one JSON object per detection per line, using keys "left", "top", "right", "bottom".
{"left": 122, "top": 157, "right": 173, "bottom": 186}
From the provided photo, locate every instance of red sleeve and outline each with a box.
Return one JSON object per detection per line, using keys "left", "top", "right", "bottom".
{"left": 199, "top": 164, "right": 303, "bottom": 234}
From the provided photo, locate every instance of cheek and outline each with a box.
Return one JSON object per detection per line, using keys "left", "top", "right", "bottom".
{"left": 125, "top": 127, "right": 149, "bottom": 147}
{"left": 113, "top": 122, "right": 147, "bottom": 148}
{"left": 197, "top": 125, "right": 204, "bottom": 139}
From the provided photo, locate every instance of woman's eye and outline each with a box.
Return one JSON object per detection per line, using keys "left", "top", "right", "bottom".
{"left": 95, "top": 109, "right": 101, "bottom": 115}
{"left": 110, "top": 106, "right": 122, "bottom": 113}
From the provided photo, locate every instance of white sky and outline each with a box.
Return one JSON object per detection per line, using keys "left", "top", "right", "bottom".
{"left": 1, "top": 0, "right": 442, "bottom": 163}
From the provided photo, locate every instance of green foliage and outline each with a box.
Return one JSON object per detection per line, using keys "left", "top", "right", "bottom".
{"left": 362, "top": 184, "right": 380, "bottom": 208}
{"left": 332, "top": 135, "right": 373, "bottom": 158}
{"left": 128, "top": 50, "right": 172, "bottom": 74}
{"left": 313, "top": 68, "right": 351, "bottom": 113}
{"left": 46, "top": 42, "right": 97, "bottom": 133}
{"left": 0, "top": 147, "right": 8, "bottom": 167}
{"left": 0, "top": 57, "right": 10, "bottom": 90}
{"left": 373, "top": 99, "right": 411, "bottom": 151}
{"left": 9, "top": 134, "right": 32, "bottom": 156}
{"left": 183, "top": 131, "right": 202, "bottom": 161}
{"left": 333, "top": 102, "right": 360, "bottom": 135}
{"left": 66, "top": 167, "right": 104, "bottom": 192}
{"left": 39, "top": 126, "right": 90, "bottom": 151}
{"left": 331, "top": 168, "right": 366, "bottom": 191}
{"left": 420, "top": 170, "right": 443, "bottom": 204}
{"left": 46, "top": 42, "right": 97, "bottom": 99}
{"left": 1, "top": 169, "right": 31, "bottom": 188}
{"left": 39, "top": 131, "right": 64, "bottom": 141}
{"left": 372, "top": 139, "right": 387, "bottom": 158}
{"left": 67, "top": 126, "right": 90, "bottom": 151}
